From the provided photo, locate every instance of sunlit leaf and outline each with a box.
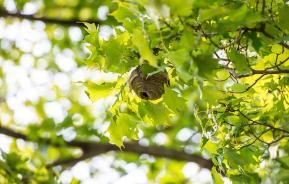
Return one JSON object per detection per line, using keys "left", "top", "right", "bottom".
{"left": 212, "top": 167, "right": 224, "bottom": 184}
{"left": 138, "top": 101, "right": 171, "bottom": 125}
{"left": 230, "top": 83, "right": 248, "bottom": 93}
{"left": 107, "top": 113, "right": 139, "bottom": 147}
{"left": 85, "top": 82, "right": 116, "bottom": 101}
{"left": 162, "top": 0, "right": 193, "bottom": 16}
{"left": 132, "top": 29, "right": 157, "bottom": 67}
{"left": 163, "top": 88, "right": 186, "bottom": 112}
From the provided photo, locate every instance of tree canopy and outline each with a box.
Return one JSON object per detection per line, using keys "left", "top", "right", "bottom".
{"left": 1, "top": 0, "right": 289, "bottom": 183}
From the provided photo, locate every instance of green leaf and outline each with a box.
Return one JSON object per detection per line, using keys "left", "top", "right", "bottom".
{"left": 163, "top": 88, "right": 186, "bottom": 112}
{"left": 111, "top": 3, "right": 136, "bottom": 24}
{"left": 227, "top": 5, "right": 248, "bottom": 22}
{"left": 107, "top": 113, "right": 139, "bottom": 147}
{"left": 247, "top": 32, "right": 263, "bottom": 52}
{"left": 227, "top": 5, "right": 263, "bottom": 26}
{"left": 162, "top": 0, "right": 193, "bottom": 16}
{"left": 99, "top": 31, "right": 138, "bottom": 73}
{"left": 203, "top": 140, "right": 218, "bottom": 154}
{"left": 212, "top": 167, "right": 224, "bottom": 184}
{"left": 227, "top": 116, "right": 240, "bottom": 125}
{"left": 168, "top": 49, "right": 194, "bottom": 81}
{"left": 83, "top": 22, "right": 98, "bottom": 34}
{"left": 179, "top": 27, "right": 196, "bottom": 51}
{"left": 224, "top": 148, "right": 258, "bottom": 170}
{"left": 230, "top": 173, "right": 260, "bottom": 184}
{"left": 194, "top": 54, "right": 218, "bottom": 79}
{"left": 271, "top": 45, "right": 283, "bottom": 54}
{"left": 85, "top": 82, "right": 116, "bottom": 101}
{"left": 169, "top": 49, "right": 191, "bottom": 67}
{"left": 132, "top": 29, "right": 158, "bottom": 67}
{"left": 199, "top": 6, "right": 229, "bottom": 21}
{"left": 138, "top": 101, "right": 170, "bottom": 125}
{"left": 102, "top": 36, "right": 125, "bottom": 70}
{"left": 140, "top": 63, "right": 158, "bottom": 76}
{"left": 279, "top": 6, "right": 289, "bottom": 32}
{"left": 228, "top": 49, "right": 251, "bottom": 74}
{"left": 202, "top": 85, "right": 224, "bottom": 105}
{"left": 230, "top": 83, "right": 248, "bottom": 93}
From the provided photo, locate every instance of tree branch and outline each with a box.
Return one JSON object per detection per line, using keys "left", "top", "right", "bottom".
{"left": 0, "top": 8, "right": 101, "bottom": 26}
{"left": 228, "top": 74, "right": 265, "bottom": 93}
{"left": 0, "top": 127, "right": 213, "bottom": 169}
{"left": 229, "top": 68, "right": 289, "bottom": 78}
{"left": 252, "top": 69, "right": 289, "bottom": 75}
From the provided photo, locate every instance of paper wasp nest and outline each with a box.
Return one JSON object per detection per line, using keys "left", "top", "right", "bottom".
{"left": 129, "top": 65, "right": 169, "bottom": 100}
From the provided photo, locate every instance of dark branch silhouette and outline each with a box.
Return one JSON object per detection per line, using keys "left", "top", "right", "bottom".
{"left": 0, "top": 8, "right": 101, "bottom": 26}
{"left": 234, "top": 69, "right": 289, "bottom": 78}
{"left": 0, "top": 127, "right": 213, "bottom": 169}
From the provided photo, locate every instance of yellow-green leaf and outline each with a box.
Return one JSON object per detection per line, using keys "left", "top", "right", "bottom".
{"left": 85, "top": 82, "right": 116, "bottom": 102}
{"left": 83, "top": 22, "right": 98, "bottom": 34}
{"left": 212, "top": 167, "right": 224, "bottom": 184}
{"left": 163, "top": 88, "right": 186, "bottom": 112}
{"left": 107, "top": 113, "right": 139, "bottom": 147}
{"left": 132, "top": 29, "right": 157, "bottom": 67}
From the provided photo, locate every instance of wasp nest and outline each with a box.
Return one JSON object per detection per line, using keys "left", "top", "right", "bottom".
{"left": 129, "top": 65, "right": 169, "bottom": 100}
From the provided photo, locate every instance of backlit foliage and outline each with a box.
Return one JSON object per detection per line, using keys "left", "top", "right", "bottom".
{"left": 0, "top": 0, "right": 289, "bottom": 183}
